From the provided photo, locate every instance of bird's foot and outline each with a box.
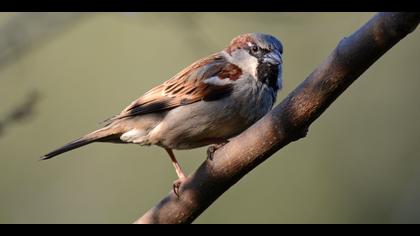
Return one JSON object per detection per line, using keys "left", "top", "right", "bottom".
{"left": 207, "top": 141, "right": 229, "bottom": 161}
{"left": 172, "top": 177, "right": 186, "bottom": 198}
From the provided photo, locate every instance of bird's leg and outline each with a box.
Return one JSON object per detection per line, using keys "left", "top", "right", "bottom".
{"left": 207, "top": 139, "right": 229, "bottom": 161}
{"left": 165, "top": 148, "right": 186, "bottom": 197}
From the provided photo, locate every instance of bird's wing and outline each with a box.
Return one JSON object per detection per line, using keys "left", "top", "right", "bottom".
{"left": 107, "top": 52, "right": 243, "bottom": 122}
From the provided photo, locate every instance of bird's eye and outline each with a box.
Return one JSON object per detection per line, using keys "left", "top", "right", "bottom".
{"left": 251, "top": 45, "right": 259, "bottom": 53}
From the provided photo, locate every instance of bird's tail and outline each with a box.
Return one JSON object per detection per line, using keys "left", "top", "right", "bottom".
{"left": 41, "top": 127, "right": 119, "bottom": 160}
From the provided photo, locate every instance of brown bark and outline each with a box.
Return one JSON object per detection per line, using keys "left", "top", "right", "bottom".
{"left": 135, "top": 12, "right": 420, "bottom": 224}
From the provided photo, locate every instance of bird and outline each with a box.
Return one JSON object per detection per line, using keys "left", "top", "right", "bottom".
{"left": 42, "top": 32, "right": 283, "bottom": 196}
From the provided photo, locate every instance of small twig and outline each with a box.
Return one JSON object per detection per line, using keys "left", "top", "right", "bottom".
{"left": 0, "top": 13, "right": 88, "bottom": 72}
{"left": 0, "top": 90, "right": 40, "bottom": 137}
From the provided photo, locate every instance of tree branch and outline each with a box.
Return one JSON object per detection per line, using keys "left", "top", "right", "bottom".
{"left": 135, "top": 12, "right": 420, "bottom": 224}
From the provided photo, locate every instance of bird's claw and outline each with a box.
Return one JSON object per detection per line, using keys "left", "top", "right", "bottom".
{"left": 172, "top": 177, "right": 186, "bottom": 198}
{"left": 207, "top": 141, "right": 228, "bottom": 161}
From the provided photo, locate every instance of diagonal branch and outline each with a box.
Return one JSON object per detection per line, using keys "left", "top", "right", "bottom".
{"left": 135, "top": 12, "right": 420, "bottom": 224}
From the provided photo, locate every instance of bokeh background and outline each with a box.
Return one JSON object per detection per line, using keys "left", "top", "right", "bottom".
{"left": 0, "top": 13, "right": 419, "bottom": 224}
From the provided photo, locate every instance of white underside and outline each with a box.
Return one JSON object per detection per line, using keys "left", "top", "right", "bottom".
{"left": 120, "top": 129, "right": 145, "bottom": 143}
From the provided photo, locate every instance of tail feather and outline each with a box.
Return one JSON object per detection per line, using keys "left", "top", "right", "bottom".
{"left": 41, "top": 127, "right": 118, "bottom": 160}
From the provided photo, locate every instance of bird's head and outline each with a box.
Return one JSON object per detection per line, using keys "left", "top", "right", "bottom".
{"left": 224, "top": 33, "right": 283, "bottom": 90}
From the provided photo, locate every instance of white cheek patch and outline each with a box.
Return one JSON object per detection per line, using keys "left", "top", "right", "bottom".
{"left": 203, "top": 76, "right": 232, "bottom": 86}
{"left": 121, "top": 129, "right": 146, "bottom": 143}
{"left": 223, "top": 50, "right": 258, "bottom": 78}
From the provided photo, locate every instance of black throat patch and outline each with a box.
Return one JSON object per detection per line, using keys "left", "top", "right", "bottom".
{"left": 256, "top": 62, "right": 279, "bottom": 90}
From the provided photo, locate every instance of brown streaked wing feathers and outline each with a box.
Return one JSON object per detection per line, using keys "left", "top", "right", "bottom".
{"left": 107, "top": 52, "right": 242, "bottom": 122}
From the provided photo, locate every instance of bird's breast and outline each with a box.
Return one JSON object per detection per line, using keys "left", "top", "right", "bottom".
{"left": 148, "top": 78, "right": 276, "bottom": 150}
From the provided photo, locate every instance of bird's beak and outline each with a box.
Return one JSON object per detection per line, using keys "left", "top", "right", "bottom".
{"left": 263, "top": 52, "right": 283, "bottom": 65}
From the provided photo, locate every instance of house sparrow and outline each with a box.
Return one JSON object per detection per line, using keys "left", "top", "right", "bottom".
{"left": 42, "top": 33, "right": 283, "bottom": 196}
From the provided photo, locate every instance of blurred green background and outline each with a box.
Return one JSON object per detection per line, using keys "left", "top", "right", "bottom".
{"left": 0, "top": 13, "right": 419, "bottom": 224}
